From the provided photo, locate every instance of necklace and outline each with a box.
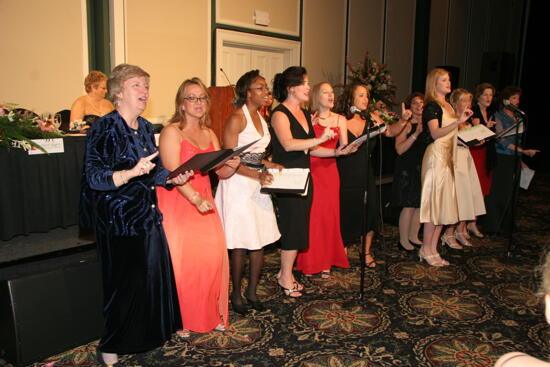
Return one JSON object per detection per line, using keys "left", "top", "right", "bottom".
{"left": 319, "top": 112, "right": 331, "bottom": 120}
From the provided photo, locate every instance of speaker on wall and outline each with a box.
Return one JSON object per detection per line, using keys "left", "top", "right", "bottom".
{"left": 0, "top": 253, "right": 103, "bottom": 366}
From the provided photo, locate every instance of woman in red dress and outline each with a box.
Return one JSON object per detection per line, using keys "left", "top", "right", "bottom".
{"left": 296, "top": 82, "right": 350, "bottom": 278}
{"left": 468, "top": 83, "right": 496, "bottom": 237}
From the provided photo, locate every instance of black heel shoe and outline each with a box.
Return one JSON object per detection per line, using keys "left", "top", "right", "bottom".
{"left": 398, "top": 241, "right": 416, "bottom": 252}
{"left": 245, "top": 297, "right": 266, "bottom": 312}
{"left": 231, "top": 301, "right": 250, "bottom": 316}
{"left": 409, "top": 240, "right": 423, "bottom": 247}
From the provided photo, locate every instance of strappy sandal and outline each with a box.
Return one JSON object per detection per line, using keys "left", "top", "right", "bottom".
{"left": 365, "top": 253, "right": 377, "bottom": 268}
{"left": 278, "top": 282, "right": 302, "bottom": 298}
{"left": 176, "top": 329, "right": 191, "bottom": 338}
{"left": 321, "top": 270, "right": 331, "bottom": 279}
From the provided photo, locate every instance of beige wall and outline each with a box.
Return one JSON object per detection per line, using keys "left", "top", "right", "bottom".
{"left": 217, "top": 0, "right": 300, "bottom": 36}
{"left": 0, "top": 0, "right": 86, "bottom": 115}
{"left": 124, "top": 0, "right": 210, "bottom": 121}
{"left": 302, "top": 0, "right": 346, "bottom": 87}
{"left": 347, "top": 0, "right": 385, "bottom": 68}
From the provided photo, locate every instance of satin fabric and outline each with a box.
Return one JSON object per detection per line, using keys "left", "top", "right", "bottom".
{"left": 81, "top": 110, "right": 181, "bottom": 354}
{"left": 420, "top": 104, "right": 459, "bottom": 225}
{"left": 157, "top": 140, "right": 229, "bottom": 333}
{"left": 296, "top": 125, "right": 349, "bottom": 274}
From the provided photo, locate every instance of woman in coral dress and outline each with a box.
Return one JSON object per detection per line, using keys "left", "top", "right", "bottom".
{"left": 157, "top": 78, "right": 239, "bottom": 335}
{"left": 296, "top": 82, "right": 350, "bottom": 277}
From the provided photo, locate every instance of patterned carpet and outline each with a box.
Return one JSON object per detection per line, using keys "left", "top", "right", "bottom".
{"left": 32, "top": 174, "right": 550, "bottom": 367}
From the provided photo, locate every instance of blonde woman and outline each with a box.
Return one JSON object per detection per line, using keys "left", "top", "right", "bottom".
{"left": 157, "top": 78, "right": 239, "bottom": 335}
{"left": 440, "top": 89, "right": 486, "bottom": 249}
{"left": 419, "top": 69, "right": 472, "bottom": 266}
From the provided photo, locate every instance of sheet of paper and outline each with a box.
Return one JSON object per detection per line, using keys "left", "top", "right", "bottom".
{"left": 520, "top": 167, "right": 534, "bottom": 189}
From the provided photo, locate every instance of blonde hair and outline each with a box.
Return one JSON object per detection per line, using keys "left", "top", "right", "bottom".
{"left": 169, "top": 77, "right": 211, "bottom": 129}
{"left": 424, "top": 68, "right": 450, "bottom": 105}
{"left": 310, "top": 82, "right": 332, "bottom": 113}
{"left": 107, "top": 64, "right": 150, "bottom": 106}
{"left": 84, "top": 71, "right": 108, "bottom": 93}
{"left": 449, "top": 88, "right": 473, "bottom": 111}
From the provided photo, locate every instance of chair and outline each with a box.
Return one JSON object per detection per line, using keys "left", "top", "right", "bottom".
{"left": 54, "top": 109, "right": 71, "bottom": 132}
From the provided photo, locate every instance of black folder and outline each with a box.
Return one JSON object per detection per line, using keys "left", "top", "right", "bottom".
{"left": 167, "top": 139, "right": 258, "bottom": 179}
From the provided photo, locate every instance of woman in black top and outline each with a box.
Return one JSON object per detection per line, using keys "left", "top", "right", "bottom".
{"left": 270, "top": 66, "right": 351, "bottom": 297}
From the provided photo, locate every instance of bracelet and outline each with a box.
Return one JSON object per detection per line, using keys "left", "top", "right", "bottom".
{"left": 410, "top": 135, "right": 417, "bottom": 141}
{"left": 333, "top": 148, "right": 338, "bottom": 157}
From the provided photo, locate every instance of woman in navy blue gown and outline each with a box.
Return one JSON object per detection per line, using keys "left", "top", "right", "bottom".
{"left": 81, "top": 64, "right": 191, "bottom": 366}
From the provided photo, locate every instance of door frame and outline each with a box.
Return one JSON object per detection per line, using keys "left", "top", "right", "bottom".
{"left": 215, "top": 29, "right": 301, "bottom": 86}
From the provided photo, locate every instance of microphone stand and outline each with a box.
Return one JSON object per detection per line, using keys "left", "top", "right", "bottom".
{"left": 505, "top": 111, "right": 526, "bottom": 257}
{"left": 358, "top": 116, "right": 372, "bottom": 301}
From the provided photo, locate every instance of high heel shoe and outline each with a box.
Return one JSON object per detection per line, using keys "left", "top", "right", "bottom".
{"left": 418, "top": 251, "right": 447, "bottom": 267}
{"left": 96, "top": 348, "right": 120, "bottom": 367}
{"left": 441, "top": 234, "right": 463, "bottom": 249}
{"left": 245, "top": 296, "right": 266, "bottom": 311}
{"left": 456, "top": 232, "right": 473, "bottom": 247}
{"left": 398, "top": 241, "right": 416, "bottom": 252}
{"left": 278, "top": 282, "right": 302, "bottom": 298}
{"left": 409, "top": 239, "right": 423, "bottom": 247}
{"left": 231, "top": 301, "right": 250, "bottom": 316}
{"left": 467, "top": 223, "right": 484, "bottom": 238}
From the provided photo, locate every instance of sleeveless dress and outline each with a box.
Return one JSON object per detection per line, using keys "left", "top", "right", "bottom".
{"left": 270, "top": 104, "right": 315, "bottom": 251}
{"left": 296, "top": 124, "right": 350, "bottom": 274}
{"left": 215, "top": 105, "right": 280, "bottom": 250}
{"left": 391, "top": 123, "right": 429, "bottom": 208}
{"left": 157, "top": 139, "right": 229, "bottom": 333}
{"left": 419, "top": 104, "right": 459, "bottom": 225}
{"left": 337, "top": 120, "right": 381, "bottom": 245}
{"left": 455, "top": 142, "right": 486, "bottom": 220}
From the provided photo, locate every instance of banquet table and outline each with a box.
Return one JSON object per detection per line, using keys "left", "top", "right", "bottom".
{"left": 0, "top": 136, "right": 86, "bottom": 241}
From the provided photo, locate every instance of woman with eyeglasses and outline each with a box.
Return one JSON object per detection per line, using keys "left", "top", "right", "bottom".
{"left": 214, "top": 70, "right": 281, "bottom": 315}
{"left": 157, "top": 78, "right": 240, "bottom": 336}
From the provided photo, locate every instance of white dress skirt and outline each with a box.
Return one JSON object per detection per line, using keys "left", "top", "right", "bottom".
{"left": 454, "top": 144, "right": 486, "bottom": 221}
{"left": 214, "top": 104, "right": 281, "bottom": 250}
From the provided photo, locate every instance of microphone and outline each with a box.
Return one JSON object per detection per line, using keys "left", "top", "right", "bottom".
{"left": 350, "top": 106, "right": 367, "bottom": 119}
{"left": 503, "top": 99, "right": 526, "bottom": 116}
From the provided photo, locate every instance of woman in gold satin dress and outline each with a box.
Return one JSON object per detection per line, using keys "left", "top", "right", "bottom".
{"left": 419, "top": 69, "right": 473, "bottom": 267}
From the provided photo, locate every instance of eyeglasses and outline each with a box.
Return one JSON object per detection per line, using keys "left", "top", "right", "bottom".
{"left": 183, "top": 96, "right": 209, "bottom": 103}
{"left": 248, "top": 86, "right": 270, "bottom": 92}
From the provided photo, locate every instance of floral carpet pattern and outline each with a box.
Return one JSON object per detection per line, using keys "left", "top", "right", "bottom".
{"left": 32, "top": 175, "right": 550, "bottom": 366}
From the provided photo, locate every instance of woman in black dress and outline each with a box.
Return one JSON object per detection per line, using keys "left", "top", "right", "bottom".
{"left": 391, "top": 92, "right": 430, "bottom": 251}
{"left": 270, "top": 66, "right": 350, "bottom": 297}
{"left": 335, "top": 83, "right": 387, "bottom": 267}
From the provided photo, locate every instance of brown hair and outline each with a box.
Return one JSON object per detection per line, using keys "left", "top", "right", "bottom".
{"left": 474, "top": 83, "right": 496, "bottom": 103}
{"left": 107, "top": 64, "right": 150, "bottom": 106}
{"left": 169, "top": 77, "right": 211, "bottom": 129}
{"left": 334, "top": 83, "right": 370, "bottom": 120}
{"left": 84, "top": 71, "right": 108, "bottom": 93}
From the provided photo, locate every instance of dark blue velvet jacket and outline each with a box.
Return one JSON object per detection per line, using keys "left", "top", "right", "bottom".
{"left": 81, "top": 110, "right": 171, "bottom": 237}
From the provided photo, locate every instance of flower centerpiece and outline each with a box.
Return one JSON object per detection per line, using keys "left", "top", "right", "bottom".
{"left": 0, "top": 103, "right": 63, "bottom": 152}
{"left": 347, "top": 52, "right": 398, "bottom": 123}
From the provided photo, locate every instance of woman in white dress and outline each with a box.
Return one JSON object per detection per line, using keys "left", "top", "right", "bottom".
{"left": 440, "top": 89, "right": 486, "bottom": 249}
{"left": 215, "top": 70, "right": 281, "bottom": 315}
